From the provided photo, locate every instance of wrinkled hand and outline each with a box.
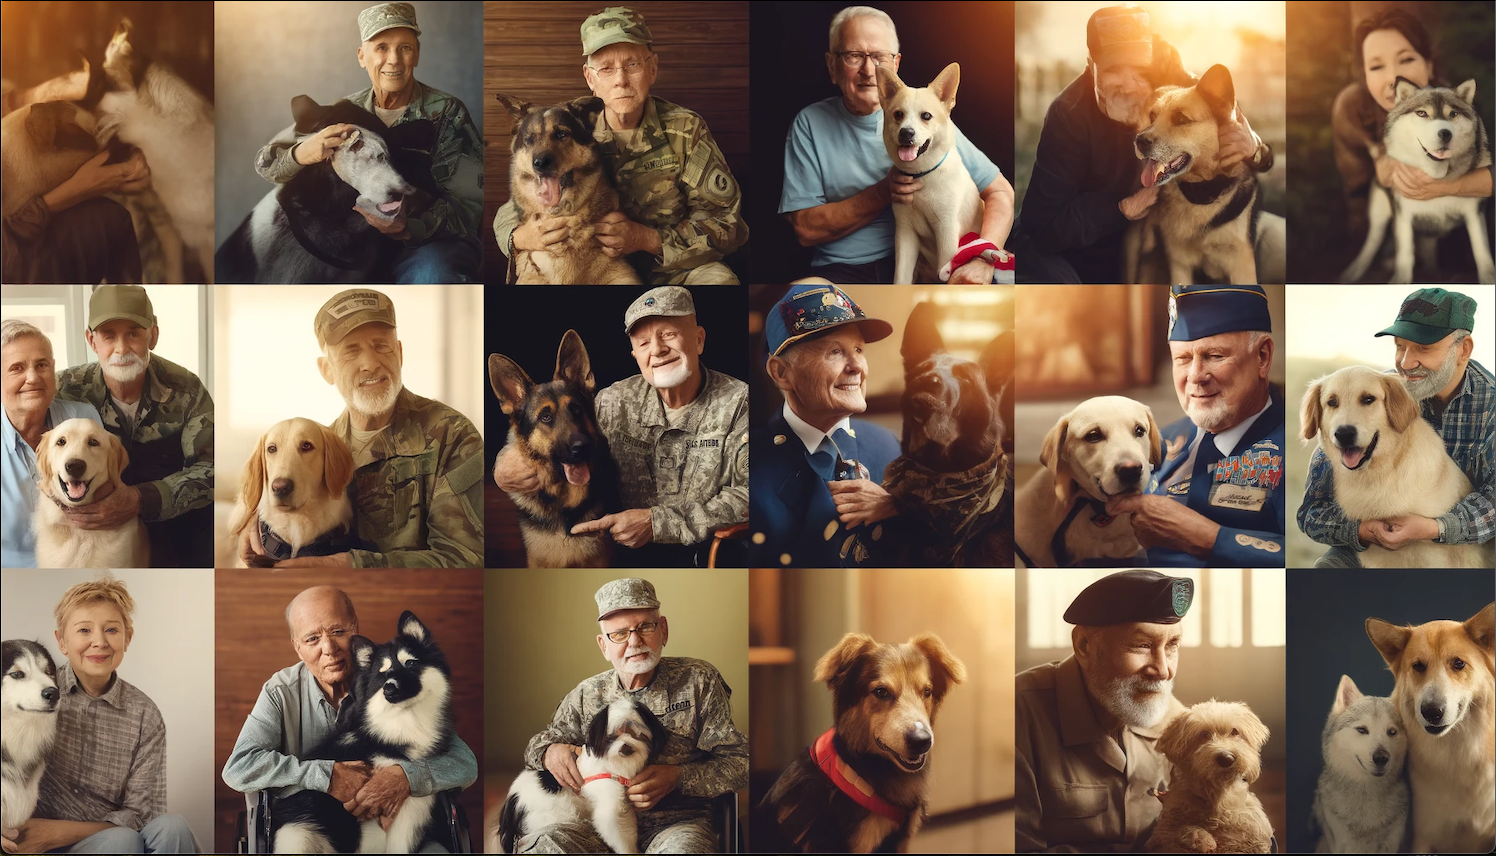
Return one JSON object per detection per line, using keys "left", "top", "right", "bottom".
{"left": 345, "top": 764, "right": 410, "bottom": 823}
{"left": 1387, "top": 162, "right": 1449, "bottom": 201}
{"left": 61, "top": 483, "right": 140, "bottom": 530}
{"left": 328, "top": 760, "right": 374, "bottom": 804}
{"left": 493, "top": 444, "right": 542, "bottom": 493}
{"left": 275, "top": 552, "right": 351, "bottom": 568}
{"left": 1106, "top": 494, "right": 1220, "bottom": 557}
{"left": 512, "top": 214, "right": 571, "bottom": 252}
{"left": 1119, "top": 185, "right": 1160, "bottom": 221}
{"left": 886, "top": 169, "right": 923, "bottom": 206}
{"left": 828, "top": 479, "right": 898, "bottom": 528}
{"left": 294, "top": 123, "right": 358, "bottom": 166}
{"left": 594, "top": 211, "right": 659, "bottom": 258}
{"left": 1216, "top": 115, "right": 1256, "bottom": 170}
{"left": 236, "top": 512, "right": 271, "bottom": 567}
{"left": 354, "top": 204, "right": 410, "bottom": 239}
{"left": 949, "top": 256, "right": 995, "bottom": 284}
{"left": 543, "top": 743, "right": 584, "bottom": 793}
{"left": 627, "top": 765, "right": 681, "bottom": 811}
{"left": 572, "top": 508, "right": 653, "bottom": 548}
{"left": 1360, "top": 515, "right": 1438, "bottom": 551}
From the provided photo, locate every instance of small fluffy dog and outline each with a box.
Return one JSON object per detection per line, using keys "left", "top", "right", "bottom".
{"left": 1300, "top": 365, "right": 1493, "bottom": 568}
{"left": 1311, "top": 675, "right": 1408, "bottom": 854}
{"left": 1147, "top": 699, "right": 1273, "bottom": 853}
{"left": 1366, "top": 603, "right": 1495, "bottom": 854}
{"left": 1, "top": 640, "right": 60, "bottom": 836}
{"left": 493, "top": 698, "right": 669, "bottom": 854}
{"left": 229, "top": 418, "right": 356, "bottom": 567}
{"left": 32, "top": 418, "right": 149, "bottom": 568}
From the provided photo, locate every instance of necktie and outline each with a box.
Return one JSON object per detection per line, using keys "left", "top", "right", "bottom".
{"left": 808, "top": 444, "right": 837, "bottom": 481}
{"left": 1193, "top": 432, "right": 1221, "bottom": 481}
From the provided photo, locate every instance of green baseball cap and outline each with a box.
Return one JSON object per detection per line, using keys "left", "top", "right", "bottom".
{"left": 595, "top": 577, "right": 660, "bottom": 620}
{"left": 358, "top": 2, "right": 421, "bottom": 42}
{"left": 581, "top": 6, "right": 652, "bottom": 57}
{"left": 88, "top": 285, "right": 155, "bottom": 330}
{"left": 1375, "top": 287, "right": 1477, "bottom": 346}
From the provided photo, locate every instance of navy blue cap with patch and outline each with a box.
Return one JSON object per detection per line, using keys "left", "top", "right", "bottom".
{"left": 1063, "top": 569, "right": 1194, "bottom": 625}
{"left": 1168, "top": 285, "right": 1272, "bottom": 341}
{"left": 764, "top": 284, "right": 893, "bottom": 365}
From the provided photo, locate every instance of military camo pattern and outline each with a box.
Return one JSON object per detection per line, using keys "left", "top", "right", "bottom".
{"left": 55, "top": 355, "right": 213, "bottom": 522}
{"left": 595, "top": 368, "right": 749, "bottom": 546}
{"left": 330, "top": 387, "right": 484, "bottom": 568}
{"left": 595, "top": 577, "right": 661, "bottom": 619}
{"left": 517, "top": 816, "right": 715, "bottom": 854}
{"left": 579, "top": 6, "right": 652, "bottom": 56}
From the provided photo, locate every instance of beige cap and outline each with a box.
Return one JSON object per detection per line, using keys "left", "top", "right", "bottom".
{"left": 595, "top": 577, "right": 660, "bottom": 620}
{"left": 359, "top": 2, "right": 421, "bottom": 42}
{"left": 624, "top": 286, "right": 695, "bottom": 333}
{"left": 314, "top": 289, "right": 397, "bottom": 348}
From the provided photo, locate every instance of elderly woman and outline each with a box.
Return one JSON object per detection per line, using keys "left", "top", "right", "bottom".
{"left": 0, "top": 320, "right": 101, "bottom": 568}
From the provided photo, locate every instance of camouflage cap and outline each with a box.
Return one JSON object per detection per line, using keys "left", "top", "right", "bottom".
{"left": 315, "top": 289, "right": 398, "bottom": 348}
{"left": 1375, "top": 287, "right": 1478, "bottom": 346}
{"left": 359, "top": 2, "right": 421, "bottom": 42}
{"left": 595, "top": 577, "right": 660, "bottom": 620}
{"left": 1063, "top": 570, "right": 1194, "bottom": 626}
{"left": 88, "top": 285, "right": 156, "bottom": 330}
{"left": 581, "top": 6, "right": 652, "bottom": 57}
{"left": 624, "top": 286, "right": 695, "bottom": 333}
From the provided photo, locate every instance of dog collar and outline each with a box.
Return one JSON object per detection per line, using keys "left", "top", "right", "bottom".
{"left": 810, "top": 728, "right": 909, "bottom": 825}
{"left": 1177, "top": 174, "right": 1235, "bottom": 205}
{"left": 258, "top": 519, "right": 352, "bottom": 562}
{"left": 1052, "top": 498, "right": 1112, "bottom": 567}
{"left": 583, "top": 773, "right": 631, "bottom": 788}
{"left": 894, "top": 149, "right": 949, "bottom": 179}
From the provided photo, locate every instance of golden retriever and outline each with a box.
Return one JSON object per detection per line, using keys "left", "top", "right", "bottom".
{"left": 32, "top": 418, "right": 149, "bottom": 568}
{"left": 229, "top": 418, "right": 355, "bottom": 567}
{"left": 1015, "top": 395, "right": 1162, "bottom": 567}
{"left": 1300, "top": 366, "right": 1492, "bottom": 568}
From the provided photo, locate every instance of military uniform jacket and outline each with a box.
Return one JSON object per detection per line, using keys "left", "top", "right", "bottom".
{"left": 1015, "top": 656, "right": 1182, "bottom": 853}
{"left": 256, "top": 81, "right": 484, "bottom": 247}
{"left": 1146, "top": 387, "right": 1287, "bottom": 567}
{"left": 330, "top": 388, "right": 483, "bottom": 568}
{"left": 747, "top": 408, "right": 901, "bottom": 568}
{"left": 55, "top": 354, "right": 213, "bottom": 522}
{"left": 522, "top": 657, "right": 748, "bottom": 825}
{"left": 495, "top": 95, "right": 748, "bottom": 284}
{"left": 595, "top": 367, "right": 749, "bottom": 546}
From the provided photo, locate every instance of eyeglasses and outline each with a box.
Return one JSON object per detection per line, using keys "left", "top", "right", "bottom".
{"left": 604, "top": 621, "right": 661, "bottom": 644}
{"left": 836, "top": 50, "right": 897, "bottom": 68}
{"left": 590, "top": 58, "right": 652, "bottom": 79}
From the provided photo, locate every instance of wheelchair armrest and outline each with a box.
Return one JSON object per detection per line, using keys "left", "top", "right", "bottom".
{"left": 712, "top": 790, "right": 740, "bottom": 854}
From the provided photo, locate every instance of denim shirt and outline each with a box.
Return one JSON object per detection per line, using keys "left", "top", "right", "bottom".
{"left": 0, "top": 399, "right": 102, "bottom": 568}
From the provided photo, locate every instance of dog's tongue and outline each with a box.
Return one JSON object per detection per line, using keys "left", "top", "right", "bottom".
{"left": 537, "top": 176, "right": 561, "bottom": 208}
{"left": 1141, "top": 158, "right": 1160, "bottom": 188}
{"left": 898, "top": 145, "right": 920, "bottom": 163}
{"left": 66, "top": 479, "right": 88, "bottom": 501}
{"left": 1340, "top": 447, "right": 1365, "bottom": 470}
{"left": 377, "top": 199, "right": 402, "bottom": 214}
{"left": 563, "top": 462, "right": 591, "bottom": 486}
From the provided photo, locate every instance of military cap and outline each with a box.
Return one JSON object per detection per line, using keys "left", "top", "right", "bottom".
{"left": 581, "top": 6, "right": 652, "bottom": 57}
{"left": 625, "top": 286, "right": 695, "bottom": 333}
{"left": 1375, "top": 287, "right": 1477, "bottom": 346}
{"left": 315, "top": 289, "right": 398, "bottom": 348}
{"left": 1087, "top": 5, "right": 1152, "bottom": 69}
{"left": 1063, "top": 570, "right": 1194, "bottom": 626}
{"left": 1168, "top": 285, "right": 1272, "bottom": 342}
{"left": 88, "top": 285, "right": 155, "bottom": 331}
{"left": 359, "top": 2, "right": 421, "bottom": 43}
{"left": 595, "top": 577, "right": 660, "bottom": 620}
{"left": 764, "top": 284, "right": 893, "bottom": 364}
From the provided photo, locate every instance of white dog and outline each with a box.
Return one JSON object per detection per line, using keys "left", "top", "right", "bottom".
{"left": 1147, "top": 699, "right": 1273, "bottom": 853}
{"left": 32, "top": 418, "right": 149, "bottom": 568}
{"left": 1311, "top": 674, "right": 1409, "bottom": 854}
{"left": 1, "top": 640, "right": 60, "bottom": 836}
{"left": 228, "top": 418, "right": 355, "bottom": 567}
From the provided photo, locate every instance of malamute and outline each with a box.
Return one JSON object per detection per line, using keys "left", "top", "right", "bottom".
{"left": 1310, "top": 674, "right": 1408, "bottom": 853}
{"left": 1, "top": 640, "right": 61, "bottom": 834}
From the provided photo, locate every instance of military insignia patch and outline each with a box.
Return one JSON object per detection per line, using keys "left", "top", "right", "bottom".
{"left": 1168, "top": 293, "right": 1178, "bottom": 337}
{"left": 1171, "top": 578, "right": 1192, "bottom": 616}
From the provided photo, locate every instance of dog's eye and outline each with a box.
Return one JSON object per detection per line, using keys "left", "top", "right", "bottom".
{"left": 569, "top": 400, "right": 584, "bottom": 416}
{"left": 872, "top": 686, "right": 892, "bottom": 701}
{"left": 1133, "top": 424, "right": 1146, "bottom": 437}
{"left": 300, "top": 441, "right": 314, "bottom": 452}
{"left": 1172, "top": 111, "right": 1191, "bottom": 126}
{"left": 8, "top": 670, "right": 21, "bottom": 679}
{"left": 1415, "top": 109, "right": 1429, "bottom": 118}
{"left": 1360, "top": 394, "right": 1375, "bottom": 406}
{"left": 1452, "top": 658, "right": 1465, "bottom": 671}
{"left": 1230, "top": 727, "right": 1239, "bottom": 737}
{"left": 1149, "top": 109, "right": 1159, "bottom": 123}
{"left": 1413, "top": 660, "right": 1427, "bottom": 673}
{"left": 538, "top": 410, "right": 554, "bottom": 424}
{"left": 920, "top": 111, "right": 932, "bottom": 121}
{"left": 1448, "top": 110, "right": 1463, "bottom": 119}
{"left": 1387, "top": 728, "right": 1398, "bottom": 737}
{"left": 1083, "top": 429, "right": 1104, "bottom": 443}
{"left": 403, "top": 658, "right": 418, "bottom": 667}
{"left": 922, "top": 686, "right": 933, "bottom": 699}
{"left": 1356, "top": 725, "right": 1369, "bottom": 734}
{"left": 554, "top": 130, "right": 569, "bottom": 141}
{"left": 893, "top": 110, "right": 904, "bottom": 122}
{"left": 87, "top": 438, "right": 100, "bottom": 447}
{"left": 267, "top": 444, "right": 278, "bottom": 454}
{"left": 1325, "top": 396, "right": 1338, "bottom": 409}
{"left": 55, "top": 437, "right": 66, "bottom": 446}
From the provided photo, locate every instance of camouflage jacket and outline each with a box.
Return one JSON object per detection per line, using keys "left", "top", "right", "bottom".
{"left": 55, "top": 355, "right": 213, "bottom": 522}
{"left": 494, "top": 95, "right": 748, "bottom": 284}
{"left": 255, "top": 81, "right": 484, "bottom": 246}
{"left": 523, "top": 657, "right": 748, "bottom": 818}
{"left": 595, "top": 367, "right": 749, "bottom": 546}
{"left": 330, "top": 388, "right": 484, "bottom": 568}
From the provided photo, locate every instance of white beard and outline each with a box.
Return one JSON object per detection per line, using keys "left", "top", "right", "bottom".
{"left": 102, "top": 352, "right": 149, "bottom": 384}
{"left": 1401, "top": 353, "right": 1458, "bottom": 402}
{"left": 618, "top": 643, "right": 660, "bottom": 676}
{"left": 348, "top": 376, "right": 402, "bottom": 419}
{"left": 1099, "top": 674, "right": 1175, "bottom": 728}
{"left": 650, "top": 360, "right": 691, "bottom": 390}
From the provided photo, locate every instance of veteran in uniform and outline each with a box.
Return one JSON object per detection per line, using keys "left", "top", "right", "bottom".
{"left": 493, "top": 7, "right": 748, "bottom": 286}
{"left": 747, "top": 284, "right": 901, "bottom": 568}
{"left": 1016, "top": 570, "right": 1192, "bottom": 853}
{"left": 1107, "top": 285, "right": 1286, "bottom": 567}
{"left": 520, "top": 578, "right": 748, "bottom": 854}
{"left": 54, "top": 285, "right": 214, "bottom": 567}
{"left": 254, "top": 3, "right": 484, "bottom": 283}
{"left": 493, "top": 287, "right": 749, "bottom": 567}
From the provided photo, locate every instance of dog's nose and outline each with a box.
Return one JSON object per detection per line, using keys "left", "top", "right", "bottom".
{"left": 898, "top": 127, "right": 916, "bottom": 146}
{"left": 1115, "top": 462, "right": 1143, "bottom": 485}
{"left": 1215, "top": 752, "right": 1236, "bottom": 768}
{"left": 532, "top": 153, "right": 553, "bottom": 172}
{"left": 64, "top": 458, "right": 86, "bottom": 478}
{"left": 1421, "top": 701, "right": 1445, "bottom": 724}
{"left": 1438, "top": 128, "right": 1453, "bottom": 145}
{"left": 42, "top": 686, "right": 58, "bottom": 702}
{"left": 570, "top": 436, "right": 592, "bottom": 460}
{"left": 271, "top": 478, "right": 294, "bottom": 498}
{"left": 1135, "top": 134, "right": 1152, "bottom": 156}
{"left": 1332, "top": 425, "right": 1358, "bottom": 447}
{"left": 906, "top": 722, "right": 933, "bottom": 756}
{"left": 1372, "top": 748, "right": 1389, "bottom": 767}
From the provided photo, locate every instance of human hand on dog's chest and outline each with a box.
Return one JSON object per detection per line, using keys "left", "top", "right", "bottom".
{"left": 828, "top": 478, "right": 898, "bottom": 528}
{"left": 60, "top": 483, "right": 140, "bottom": 530}
{"left": 1106, "top": 494, "right": 1218, "bottom": 556}
{"left": 345, "top": 763, "right": 411, "bottom": 823}
{"left": 627, "top": 764, "right": 681, "bottom": 810}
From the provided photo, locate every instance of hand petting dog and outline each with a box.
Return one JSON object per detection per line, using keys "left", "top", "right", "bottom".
{"left": 345, "top": 764, "right": 411, "bottom": 827}
{"left": 627, "top": 764, "right": 681, "bottom": 810}
{"left": 572, "top": 508, "right": 654, "bottom": 548}
{"left": 1106, "top": 494, "right": 1219, "bottom": 557}
{"left": 59, "top": 482, "right": 140, "bottom": 530}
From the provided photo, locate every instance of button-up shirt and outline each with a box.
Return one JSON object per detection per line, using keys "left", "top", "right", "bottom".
{"left": 1, "top": 399, "right": 102, "bottom": 568}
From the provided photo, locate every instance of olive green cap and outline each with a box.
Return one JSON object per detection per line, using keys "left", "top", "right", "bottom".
{"left": 1375, "top": 288, "right": 1477, "bottom": 346}
{"left": 581, "top": 6, "right": 652, "bottom": 57}
{"left": 88, "top": 285, "right": 155, "bottom": 331}
{"left": 315, "top": 289, "right": 398, "bottom": 348}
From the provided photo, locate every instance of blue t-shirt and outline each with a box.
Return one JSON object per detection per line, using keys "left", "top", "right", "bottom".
{"left": 1, "top": 398, "right": 103, "bottom": 568}
{"left": 779, "top": 96, "right": 1002, "bottom": 267}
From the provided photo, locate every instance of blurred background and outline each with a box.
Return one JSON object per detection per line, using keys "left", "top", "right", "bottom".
{"left": 749, "top": 567, "right": 1016, "bottom": 853}
{"left": 1284, "top": 284, "right": 1494, "bottom": 568}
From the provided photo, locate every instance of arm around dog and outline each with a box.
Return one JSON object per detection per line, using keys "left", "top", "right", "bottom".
{"left": 523, "top": 683, "right": 589, "bottom": 772}
{"left": 395, "top": 734, "right": 477, "bottom": 798}
{"left": 1436, "top": 426, "right": 1496, "bottom": 547}
{"left": 1296, "top": 447, "right": 1368, "bottom": 552}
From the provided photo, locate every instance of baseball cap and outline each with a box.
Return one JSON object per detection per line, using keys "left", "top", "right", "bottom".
{"left": 581, "top": 6, "right": 652, "bottom": 57}
{"left": 1375, "top": 287, "right": 1478, "bottom": 346}
{"left": 88, "top": 285, "right": 155, "bottom": 330}
{"left": 624, "top": 286, "right": 695, "bottom": 333}
{"left": 1087, "top": 5, "right": 1153, "bottom": 69}
{"left": 315, "top": 289, "right": 398, "bottom": 348}
{"left": 764, "top": 284, "right": 893, "bottom": 364}
{"left": 595, "top": 578, "right": 660, "bottom": 621}
{"left": 359, "top": 2, "right": 421, "bottom": 42}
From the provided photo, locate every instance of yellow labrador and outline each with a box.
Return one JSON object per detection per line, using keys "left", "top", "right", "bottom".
{"left": 1301, "top": 365, "right": 1492, "bottom": 568}
{"left": 33, "top": 418, "right": 149, "bottom": 568}
{"left": 229, "top": 418, "right": 355, "bottom": 567}
{"left": 1015, "top": 396, "right": 1162, "bottom": 567}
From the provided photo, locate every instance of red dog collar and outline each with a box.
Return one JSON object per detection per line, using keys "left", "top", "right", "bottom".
{"left": 583, "top": 773, "right": 631, "bottom": 787}
{"left": 810, "top": 728, "right": 909, "bottom": 824}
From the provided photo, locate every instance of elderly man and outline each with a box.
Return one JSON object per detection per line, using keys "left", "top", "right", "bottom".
{"left": 1016, "top": 570, "right": 1193, "bottom": 853}
{"left": 1300, "top": 288, "right": 1494, "bottom": 567}
{"left": 254, "top": 3, "right": 484, "bottom": 284}
{"left": 51, "top": 285, "right": 214, "bottom": 568}
{"left": 494, "top": 287, "right": 748, "bottom": 567}
{"left": 747, "top": 284, "right": 901, "bottom": 568}
{"left": 1011, "top": 4, "right": 1273, "bottom": 284}
{"left": 223, "top": 586, "right": 477, "bottom": 852}
{"left": 1108, "top": 285, "right": 1286, "bottom": 567}
{"left": 779, "top": 6, "right": 1014, "bottom": 284}
{"left": 0, "top": 320, "right": 101, "bottom": 568}
{"left": 520, "top": 578, "right": 747, "bottom": 854}
{"left": 493, "top": 6, "right": 748, "bottom": 286}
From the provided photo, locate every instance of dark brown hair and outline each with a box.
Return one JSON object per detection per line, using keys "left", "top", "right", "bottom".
{"left": 1353, "top": 7, "right": 1436, "bottom": 76}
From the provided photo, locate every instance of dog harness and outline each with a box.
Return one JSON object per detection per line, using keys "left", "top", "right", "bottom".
{"left": 582, "top": 773, "right": 631, "bottom": 788}
{"left": 883, "top": 446, "right": 1009, "bottom": 565}
{"left": 256, "top": 519, "right": 354, "bottom": 562}
{"left": 809, "top": 728, "right": 909, "bottom": 824}
{"left": 893, "top": 149, "right": 948, "bottom": 179}
{"left": 1051, "top": 498, "right": 1116, "bottom": 568}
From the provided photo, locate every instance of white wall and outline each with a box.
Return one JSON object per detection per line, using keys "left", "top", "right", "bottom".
{"left": 0, "top": 569, "right": 215, "bottom": 849}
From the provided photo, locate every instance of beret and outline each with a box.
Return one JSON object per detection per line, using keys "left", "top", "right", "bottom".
{"left": 1063, "top": 570, "right": 1194, "bottom": 625}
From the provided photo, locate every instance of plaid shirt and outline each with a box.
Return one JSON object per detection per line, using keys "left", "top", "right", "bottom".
{"left": 36, "top": 665, "right": 166, "bottom": 831}
{"left": 1298, "top": 360, "right": 1495, "bottom": 550}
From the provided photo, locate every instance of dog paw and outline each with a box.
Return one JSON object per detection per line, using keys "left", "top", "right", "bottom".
{"left": 1181, "top": 829, "right": 1217, "bottom": 853}
{"left": 245, "top": 553, "right": 277, "bottom": 568}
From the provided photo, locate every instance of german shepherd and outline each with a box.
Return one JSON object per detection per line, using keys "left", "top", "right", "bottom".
{"left": 488, "top": 330, "right": 619, "bottom": 568}
{"left": 494, "top": 93, "right": 641, "bottom": 285}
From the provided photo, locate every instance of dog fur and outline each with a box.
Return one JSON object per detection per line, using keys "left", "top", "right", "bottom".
{"left": 32, "top": 418, "right": 149, "bottom": 569}
{"left": 0, "top": 102, "right": 99, "bottom": 221}
{"left": 1, "top": 640, "right": 60, "bottom": 836}
{"left": 229, "top": 417, "right": 356, "bottom": 567}
{"left": 1147, "top": 699, "right": 1273, "bottom": 853}
{"left": 1310, "top": 674, "right": 1409, "bottom": 854}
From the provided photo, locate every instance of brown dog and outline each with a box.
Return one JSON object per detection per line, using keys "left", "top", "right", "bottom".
{"left": 229, "top": 418, "right": 356, "bottom": 567}
{"left": 1148, "top": 699, "right": 1274, "bottom": 853}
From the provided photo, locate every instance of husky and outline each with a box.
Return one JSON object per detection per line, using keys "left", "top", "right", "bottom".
{"left": 1310, "top": 675, "right": 1409, "bottom": 853}
{"left": 1341, "top": 78, "right": 1495, "bottom": 284}
{"left": 270, "top": 612, "right": 454, "bottom": 854}
{"left": 1, "top": 640, "right": 61, "bottom": 836}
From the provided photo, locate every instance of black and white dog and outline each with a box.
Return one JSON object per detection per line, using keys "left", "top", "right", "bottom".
{"left": 495, "top": 699, "right": 669, "bottom": 854}
{"left": 2, "top": 640, "right": 61, "bottom": 835}
{"left": 270, "top": 612, "right": 453, "bottom": 854}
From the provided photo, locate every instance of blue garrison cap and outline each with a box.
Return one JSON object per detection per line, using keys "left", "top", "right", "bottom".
{"left": 764, "top": 284, "right": 893, "bottom": 364}
{"left": 1168, "top": 285, "right": 1272, "bottom": 341}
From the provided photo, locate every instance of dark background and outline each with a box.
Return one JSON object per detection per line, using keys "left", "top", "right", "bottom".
{"left": 747, "top": 1, "right": 1016, "bottom": 284}
{"left": 1283, "top": 569, "right": 1495, "bottom": 853}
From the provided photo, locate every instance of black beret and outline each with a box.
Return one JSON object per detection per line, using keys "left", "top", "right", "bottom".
{"left": 1063, "top": 570, "right": 1194, "bottom": 626}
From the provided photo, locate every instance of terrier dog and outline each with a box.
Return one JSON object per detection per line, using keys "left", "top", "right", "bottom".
{"left": 1147, "top": 699, "right": 1273, "bottom": 853}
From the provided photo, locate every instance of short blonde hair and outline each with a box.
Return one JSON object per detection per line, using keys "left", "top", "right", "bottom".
{"left": 55, "top": 575, "right": 136, "bottom": 639}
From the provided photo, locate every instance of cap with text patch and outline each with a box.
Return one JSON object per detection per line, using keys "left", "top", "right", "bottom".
{"left": 595, "top": 577, "right": 660, "bottom": 620}
{"left": 624, "top": 286, "right": 695, "bottom": 333}
{"left": 1375, "top": 287, "right": 1477, "bottom": 346}
{"left": 1087, "top": 5, "right": 1153, "bottom": 69}
{"left": 1063, "top": 570, "right": 1194, "bottom": 625}
{"left": 359, "top": 3, "right": 421, "bottom": 42}
{"left": 88, "top": 285, "right": 155, "bottom": 330}
{"left": 315, "top": 289, "right": 397, "bottom": 348}
{"left": 1167, "top": 285, "right": 1272, "bottom": 342}
{"left": 764, "top": 283, "right": 893, "bottom": 364}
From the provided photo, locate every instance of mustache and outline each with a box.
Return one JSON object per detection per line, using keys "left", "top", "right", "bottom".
{"left": 108, "top": 354, "right": 143, "bottom": 366}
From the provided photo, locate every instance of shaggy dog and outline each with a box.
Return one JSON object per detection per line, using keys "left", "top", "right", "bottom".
{"left": 1147, "top": 699, "right": 1273, "bottom": 853}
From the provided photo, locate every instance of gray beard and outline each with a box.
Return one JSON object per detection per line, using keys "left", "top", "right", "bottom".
{"left": 1097, "top": 674, "right": 1175, "bottom": 728}
{"left": 1402, "top": 354, "right": 1458, "bottom": 402}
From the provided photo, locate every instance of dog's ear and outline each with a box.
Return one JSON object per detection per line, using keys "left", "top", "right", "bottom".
{"left": 1240, "top": 706, "right": 1270, "bottom": 752}
{"left": 555, "top": 329, "right": 596, "bottom": 393}
{"left": 1465, "top": 602, "right": 1495, "bottom": 658}
{"left": 930, "top": 62, "right": 960, "bottom": 112}
{"left": 398, "top": 610, "right": 429, "bottom": 644}
{"left": 35, "top": 428, "right": 57, "bottom": 487}
{"left": 585, "top": 703, "right": 613, "bottom": 759}
{"left": 106, "top": 432, "right": 130, "bottom": 487}
{"left": 1040, "top": 416, "right": 1076, "bottom": 505}
{"left": 813, "top": 632, "right": 878, "bottom": 690}
{"left": 1197, "top": 64, "right": 1237, "bottom": 121}
{"left": 1332, "top": 674, "right": 1362, "bottom": 715}
{"left": 488, "top": 353, "right": 534, "bottom": 416}
{"left": 875, "top": 64, "right": 904, "bottom": 108}
{"left": 1380, "top": 374, "right": 1420, "bottom": 433}
{"left": 349, "top": 635, "right": 376, "bottom": 670}
{"left": 1144, "top": 406, "right": 1164, "bottom": 469}
{"left": 900, "top": 302, "right": 945, "bottom": 370}
{"left": 1455, "top": 79, "right": 1478, "bottom": 106}
{"left": 1392, "top": 77, "right": 1422, "bottom": 105}
{"left": 495, "top": 93, "right": 536, "bottom": 122}
{"left": 1154, "top": 708, "right": 1191, "bottom": 761}
{"left": 638, "top": 701, "right": 671, "bottom": 762}
{"left": 319, "top": 425, "right": 355, "bottom": 498}
{"left": 238, "top": 431, "right": 267, "bottom": 520}
{"left": 291, "top": 95, "right": 327, "bottom": 133}
{"left": 1299, "top": 378, "right": 1323, "bottom": 442}
{"left": 909, "top": 633, "right": 967, "bottom": 705}
{"left": 981, "top": 331, "right": 1016, "bottom": 398}
{"left": 25, "top": 102, "right": 95, "bottom": 153}
{"left": 1366, "top": 617, "right": 1411, "bottom": 667}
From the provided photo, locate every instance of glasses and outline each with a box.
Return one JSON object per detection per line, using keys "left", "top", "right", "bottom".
{"left": 604, "top": 621, "right": 661, "bottom": 644}
{"left": 590, "top": 58, "right": 652, "bottom": 79}
{"left": 836, "top": 50, "right": 897, "bottom": 68}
